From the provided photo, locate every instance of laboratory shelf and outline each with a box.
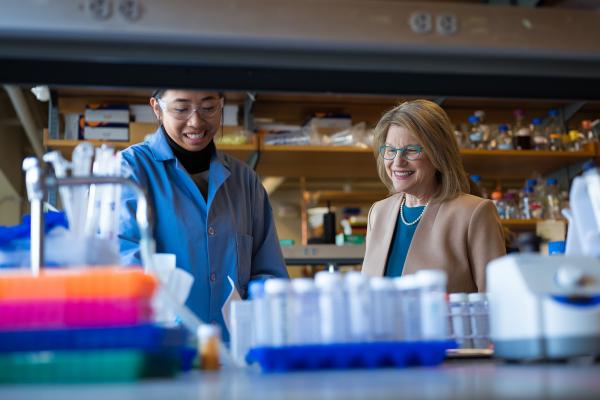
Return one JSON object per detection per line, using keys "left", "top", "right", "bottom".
{"left": 500, "top": 218, "right": 540, "bottom": 231}
{"left": 460, "top": 146, "right": 596, "bottom": 180}
{"left": 43, "top": 129, "right": 256, "bottom": 163}
{"left": 255, "top": 142, "right": 596, "bottom": 179}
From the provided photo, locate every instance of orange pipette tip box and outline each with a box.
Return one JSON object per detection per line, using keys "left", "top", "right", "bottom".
{"left": 0, "top": 267, "right": 157, "bottom": 301}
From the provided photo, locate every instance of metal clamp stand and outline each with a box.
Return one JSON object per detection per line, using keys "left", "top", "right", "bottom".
{"left": 22, "top": 156, "right": 155, "bottom": 275}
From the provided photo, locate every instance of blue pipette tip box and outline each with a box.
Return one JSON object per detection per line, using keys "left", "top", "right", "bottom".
{"left": 246, "top": 340, "right": 456, "bottom": 372}
{"left": 0, "top": 324, "right": 189, "bottom": 352}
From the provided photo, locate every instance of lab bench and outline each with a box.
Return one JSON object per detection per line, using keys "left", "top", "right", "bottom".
{"left": 2, "top": 359, "right": 600, "bottom": 400}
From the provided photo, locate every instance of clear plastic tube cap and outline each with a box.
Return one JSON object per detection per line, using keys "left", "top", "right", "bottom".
{"left": 197, "top": 324, "right": 221, "bottom": 341}
{"left": 416, "top": 269, "right": 448, "bottom": 287}
{"left": 248, "top": 280, "right": 265, "bottom": 299}
{"left": 291, "top": 278, "right": 317, "bottom": 294}
{"left": 393, "top": 275, "right": 418, "bottom": 290}
{"left": 370, "top": 276, "right": 394, "bottom": 290}
{"left": 449, "top": 293, "right": 468, "bottom": 303}
{"left": 314, "top": 271, "right": 342, "bottom": 289}
{"left": 467, "top": 293, "right": 487, "bottom": 303}
{"left": 345, "top": 271, "right": 367, "bottom": 288}
{"left": 264, "top": 278, "right": 290, "bottom": 294}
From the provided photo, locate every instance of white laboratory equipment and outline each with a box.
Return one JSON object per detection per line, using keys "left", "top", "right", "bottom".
{"left": 564, "top": 167, "right": 600, "bottom": 257}
{"left": 487, "top": 166, "right": 600, "bottom": 361}
{"left": 488, "top": 254, "right": 600, "bottom": 360}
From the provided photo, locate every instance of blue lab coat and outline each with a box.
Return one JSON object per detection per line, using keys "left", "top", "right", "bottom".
{"left": 118, "top": 127, "right": 288, "bottom": 332}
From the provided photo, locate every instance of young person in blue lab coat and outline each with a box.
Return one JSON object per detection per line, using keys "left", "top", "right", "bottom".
{"left": 118, "top": 89, "right": 288, "bottom": 334}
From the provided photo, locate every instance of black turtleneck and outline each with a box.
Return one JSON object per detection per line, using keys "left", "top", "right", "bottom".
{"left": 163, "top": 129, "right": 215, "bottom": 174}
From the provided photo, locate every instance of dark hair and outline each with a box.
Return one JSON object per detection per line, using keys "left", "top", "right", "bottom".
{"left": 152, "top": 89, "right": 224, "bottom": 99}
{"left": 152, "top": 89, "right": 166, "bottom": 99}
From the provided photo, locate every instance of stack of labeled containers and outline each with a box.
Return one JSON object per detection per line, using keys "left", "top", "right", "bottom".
{"left": 0, "top": 267, "right": 191, "bottom": 383}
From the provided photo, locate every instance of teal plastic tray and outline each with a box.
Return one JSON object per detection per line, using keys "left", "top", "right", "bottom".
{"left": 0, "top": 349, "right": 181, "bottom": 383}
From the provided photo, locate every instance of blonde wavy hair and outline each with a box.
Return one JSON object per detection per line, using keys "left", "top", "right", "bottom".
{"left": 372, "top": 99, "right": 469, "bottom": 202}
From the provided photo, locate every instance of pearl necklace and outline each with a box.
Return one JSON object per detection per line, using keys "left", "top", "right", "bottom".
{"left": 400, "top": 194, "right": 429, "bottom": 226}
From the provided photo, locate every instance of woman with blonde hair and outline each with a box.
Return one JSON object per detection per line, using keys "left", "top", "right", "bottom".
{"left": 362, "top": 100, "right": 505, "bottom": 292}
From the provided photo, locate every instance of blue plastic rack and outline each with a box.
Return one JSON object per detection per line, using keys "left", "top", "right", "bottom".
{"left": 246, "top": 340, "right": 455, "bottom": 372}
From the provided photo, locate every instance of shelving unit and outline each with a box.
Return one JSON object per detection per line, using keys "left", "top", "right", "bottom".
{"left": 45, "top": 89, "right": 598, "bottom": 179}
{"left": 460, "top": 145, "right": 596, "bottom": 180}
{"left": 256, "top": 142, "right": 596, "bottom": 180}
{"left": 41, "top": 89, "right": 598, "bottom": 240}
{"left": 501, "top": 219, "right": 541, "bottom": 232}
{"left": 42, "top": 129, "right": 257, "bottom": 162}
{"left": 302, "top": 192, "right": 549, "bottom": 233}
{"left": 305, "top": 190, "right": 389, "bottom": 207}
{"left": 43, "top": 130, "right": 597, "bottom": 180}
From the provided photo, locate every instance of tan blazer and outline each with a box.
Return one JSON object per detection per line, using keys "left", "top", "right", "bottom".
{"left": 362, "top": 193, "right": 506, "bottom": 293}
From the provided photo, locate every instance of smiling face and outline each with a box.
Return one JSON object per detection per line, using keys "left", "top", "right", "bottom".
{"left": 150, "top": 90, "right": 222, "bottom": 152}
{"left": 384, "top": 124, "right": 438, "bottom": 205}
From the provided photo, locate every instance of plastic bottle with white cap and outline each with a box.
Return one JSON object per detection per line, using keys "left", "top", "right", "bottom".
{"left": 448, "top": 293, "right": 473, "bottom": 348}
{"left": 315, "top": 271, "right": 347, "bottom": 343}
{"left": 468, "top": 292, "right": 490, "bottom": 348}
{"left": 264, "top": 278, "right": 291, "bottom": 346}
{"left": 344, "top": 271, "right": 372, "bottom": 342}
{"left": 369, "top": 277, "right": 397, "bottom": 341}
{"left": 393, "top": 275, "right": 421, "bottom": 341}
{"left": 248, "top": 280, "right": 271, "bottom": 347}
{"left": 416, "top": 269, "right": 449, "bottom": 340}
{"left": 289, "top": 278, "right": 321, "bottom": 345}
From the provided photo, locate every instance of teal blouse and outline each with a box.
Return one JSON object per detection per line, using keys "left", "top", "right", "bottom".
{"left": 384, "top": 205, "right": 425, "bottom": 277}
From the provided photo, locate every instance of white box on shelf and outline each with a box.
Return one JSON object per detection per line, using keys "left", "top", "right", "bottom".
{"left": 130, "top": 104, "right": 157, "bottom": 123}
{"left": 84, "top": 108, "right": 130, "bottom": 124}
{"left": 83, "top": 126, "right": 129, "bottom": 141}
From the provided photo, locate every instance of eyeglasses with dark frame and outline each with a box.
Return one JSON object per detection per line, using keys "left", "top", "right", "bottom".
{"left": 157, "top": 97, "right": 224, "bottom": 121}
{"left": 379, "top": 144, "right": 424, "bottom": 161}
